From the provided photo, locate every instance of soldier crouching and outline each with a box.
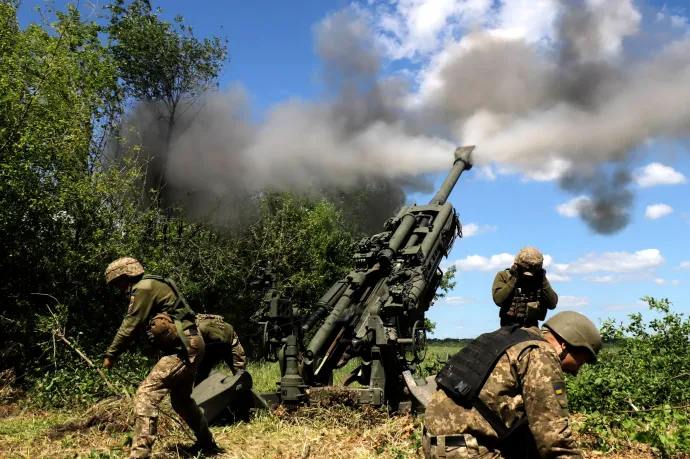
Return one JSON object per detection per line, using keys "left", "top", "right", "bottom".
{"left": 194, "top": 313, "right": 246, "bottom": 385}
{"left": 423, "top": 311, "right": 602, "bottom": 459}
{"left": 102, "top": 257, "right": 219, "bottom": 459}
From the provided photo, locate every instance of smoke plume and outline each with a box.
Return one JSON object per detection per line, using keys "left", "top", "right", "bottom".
{"left": 421, "top": 0, "right": 690, "bottom": 233}
{"left": 111, "top": 9, "right": 451, "bottom": 232}
{"left": 113, "top": 0, "right": 690, "bottom": 234}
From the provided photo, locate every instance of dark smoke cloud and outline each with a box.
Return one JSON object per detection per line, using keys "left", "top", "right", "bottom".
{"left": 111, "top": 0, "right": 690, "bottom": 236}
{"left": 419, "top": 0, "right": 690, "bottom": 233}
{"left": 109, "top": 9, "right": 454, "bottom": 231}
{"left": 560, "top": 167, "right": 634, "bottom": 234}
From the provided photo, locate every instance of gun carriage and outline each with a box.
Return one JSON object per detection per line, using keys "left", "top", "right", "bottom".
{"left": 192, "top": 146, "right": 474, "bottom": 419}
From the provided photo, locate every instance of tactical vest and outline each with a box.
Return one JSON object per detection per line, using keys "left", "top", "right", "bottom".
{"left": 435, "top": 325, "right": 546, "bottom": 448}
{"left": 142, "top": 275, "right": 197, "bottom": 361}
{"left": 505, "top": 270, "right": 544, "bottom": 324}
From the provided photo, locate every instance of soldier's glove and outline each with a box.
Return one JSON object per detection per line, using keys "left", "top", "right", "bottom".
{"left": 510, "top": 263, "right": 519, "bottom": 276}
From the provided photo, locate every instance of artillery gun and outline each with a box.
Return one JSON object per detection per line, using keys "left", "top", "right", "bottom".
{"left": 192, "top": 146, "right": 474, "bottom": 419}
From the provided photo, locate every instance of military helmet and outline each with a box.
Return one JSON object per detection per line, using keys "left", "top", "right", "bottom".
{"left": 105, "top": 257, "right": 145, "bottom": 284}
{"left": 543, "top": 311, "right": 602, "bottom": 362}
{"left": 515, "top": 246, "right": 543, "bottom": 276}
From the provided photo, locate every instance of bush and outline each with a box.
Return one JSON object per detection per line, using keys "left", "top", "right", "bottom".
{"left": 568, "top": 297, "right": 690, "bottom": 457}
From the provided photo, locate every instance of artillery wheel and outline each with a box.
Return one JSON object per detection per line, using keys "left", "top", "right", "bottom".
{"left": 412, "top": 320, "right": 427, "bottom": 363}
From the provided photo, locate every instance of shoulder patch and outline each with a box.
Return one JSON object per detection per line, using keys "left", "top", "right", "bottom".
{"left": 552, "top": 380, "right": 569, "bottom": 416}
{"left": 127, "top": 294, "right": 136, "bottom": 314}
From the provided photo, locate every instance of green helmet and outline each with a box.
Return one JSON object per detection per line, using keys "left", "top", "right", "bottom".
{"left": 105, "top": 257, "right": 144, "bottom": 284}
{"left": 543, "top": 311, "right": 602, "bottom": 362}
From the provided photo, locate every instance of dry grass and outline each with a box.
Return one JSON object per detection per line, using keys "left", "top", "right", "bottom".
{"left": 0, "top": 393, "right": 672, "bottom": 459}
{"left": 0, "top": 349, "right": 674, "bottom": 458}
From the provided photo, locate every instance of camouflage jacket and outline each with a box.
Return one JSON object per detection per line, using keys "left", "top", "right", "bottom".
{"left": 425, "top": 327, "right": 582, "bottom": 458}
{"left": 492, "top": 269, "right": 558, "bottom": 320}
{"left": 196, "top": 314, "right": 246, "bottom": 370}
{"left": 105, "top": 277, "right": 195, "bottom": 358}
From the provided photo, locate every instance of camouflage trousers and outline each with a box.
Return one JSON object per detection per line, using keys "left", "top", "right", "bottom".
{"left": 130, "top": 332, "right": 213, "bottom": 458}
{"left": 423, "top": 431, "right": 505, "bottom": 459}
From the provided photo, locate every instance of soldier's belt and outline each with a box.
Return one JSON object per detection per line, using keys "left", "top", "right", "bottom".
{"left": 423, "top": 426, "right": 467, "bottom": 447}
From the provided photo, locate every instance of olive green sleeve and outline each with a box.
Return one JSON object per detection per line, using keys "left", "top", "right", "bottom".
{"left": 492, "top": 270, "right": 516, "bottom": 306}
{"left": 105, "top": 285, "right": 154, "bottom": 358}
{"left": 541, "top": 275, "right": 558, "bottom": 310}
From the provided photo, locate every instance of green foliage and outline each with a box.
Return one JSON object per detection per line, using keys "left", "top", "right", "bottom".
{"left": 107, "top": 0, "right": 228, "bottom": 105}
{"left": 425, "top": 264, "right": 457, "bottom": 336}
{"left": 0, "top": 1, "right": 355, "bottom": 408}
{"left": 568, "top": 297, "right": 690, "bottom": 456}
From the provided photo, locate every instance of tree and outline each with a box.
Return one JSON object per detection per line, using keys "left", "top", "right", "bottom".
{"left": 106, "top": 0, "right": 228, "bottom": 211}
{"left": 0, "top": 0, "right": 122, "bottom": 373}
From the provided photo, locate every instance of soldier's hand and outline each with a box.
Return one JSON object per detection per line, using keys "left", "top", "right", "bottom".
{"left": 510, "top": 263, "right": 519, "bottom": 276}
{"left": 103, "top": 357, "right": 114, "bottom": 369}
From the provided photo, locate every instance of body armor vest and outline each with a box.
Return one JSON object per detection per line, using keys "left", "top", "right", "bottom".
{"left": 504, "top": 270, "right": 545, "bottom": 324}
{"left": 435, "top": 325, "right": 546, "bottom": 449}
{"left": 142, "top": 275, "right": 197, "bottom": 361}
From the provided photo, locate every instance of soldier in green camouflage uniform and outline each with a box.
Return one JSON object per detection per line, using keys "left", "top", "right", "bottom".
{"left": 423, "top": 311, "right": 602, "bottom": 459}
{"left": 194, "top": 314, "right": 246, "bottom": 385}
{"left": 102, "top": 257, "right": 218, "bottom": 459}
{"left": 492, "top": 246, "right": 558, "bottom": 327}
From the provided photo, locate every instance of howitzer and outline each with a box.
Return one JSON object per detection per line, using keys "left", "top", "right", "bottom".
{"left": 193, "top": 146, "right": 474, "bottom": 417}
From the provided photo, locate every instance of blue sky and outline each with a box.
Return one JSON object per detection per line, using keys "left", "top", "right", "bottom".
{"left": 19, "top": 0, "right": 690, "bottom": 338}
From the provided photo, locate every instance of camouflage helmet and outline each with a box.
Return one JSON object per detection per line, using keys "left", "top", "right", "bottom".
{"left": 543, "top": 311, "right": 602, "bottom": 363}
{"left": 514, "top": 246, "right": 543, "bottom": 275}
{"left": 105, "top": 257, "right": 144, "bottom": 284}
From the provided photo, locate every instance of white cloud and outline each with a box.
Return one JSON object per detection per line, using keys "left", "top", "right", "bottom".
{"left": 633, "top": 163, "right": 687, "bottom": 188}
{"left": 371, "top": 0, "right": 495, "bottom": 61}
{"left": 554, "top": 249, "right": 665, "bottom": 274}
{"left": 677, "top": 261, "right": 690, "bottom": 270}
{"left": 645, "top": 204, "right": 674, "bottom": 220}
{"left": 548, "top": 273, "right": 572, "bottom": 282}
{"left": 671, "top": 15, "right": 688, "bottom": 28}
{"left": 451, "top": 249, "right": 664, "bottom": 280}
{"left": 493, "top": 0, "right": 560, "bottom": 45}
{"left": 556, "top": 196, "right": 592, "bottom": 218}
{"left": 583, "top": 275, "right": 617, "bottom": 283}
{"left": 672, "top": 280, "right": 682, "bottom": 286}
{"left": 583, "top": 273, "right": 655, "bottom": 283}
{"left": 443, "top": 296, "right": 476, "bottom": 306}
{"left": 604, "top": 300, "right": 647, "bottom": 311}
{"left": 452, "top": 253, "right": 514, "bottom": 271}
{"left": 558, "top": 295, "right": 590, "bottom": 308}
{"left": 462, "top": 222, "right": 497, "bottom": 237}
{"left": 653, "top": 278, "right": 666, "bottom": 285}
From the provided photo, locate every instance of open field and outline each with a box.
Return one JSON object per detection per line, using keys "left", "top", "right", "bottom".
{"left": 0, "top": 343, "right": 668, "bottom": 459}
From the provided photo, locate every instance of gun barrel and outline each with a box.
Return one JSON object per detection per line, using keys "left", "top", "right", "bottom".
{"left": 388, "top": 146, "right": 473, "bottom": 253}
{"left": 429, "top": 146, "right": 474, "bottom": 205}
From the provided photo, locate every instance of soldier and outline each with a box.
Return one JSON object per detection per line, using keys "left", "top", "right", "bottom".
{"left": 424, "top": 311, "right": 602, "bottom": 459}
{"left": 492, "top": 246, "right": 558, "bottom": 327}
{"left": 102, "top": 257, "right": 218, "bottom": 458}
{"left": 194, "top": 313, "right": 246, "bottom": 385}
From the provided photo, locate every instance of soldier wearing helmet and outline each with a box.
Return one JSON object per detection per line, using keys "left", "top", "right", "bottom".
{"left": 424, "top": 311, "right": 602, "bottom": 459}
{"left": 492, "top": 246, "right": 559, "bottom": 327}
{"left": 103, "top": 257, "right": 218, "bottom": 458}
